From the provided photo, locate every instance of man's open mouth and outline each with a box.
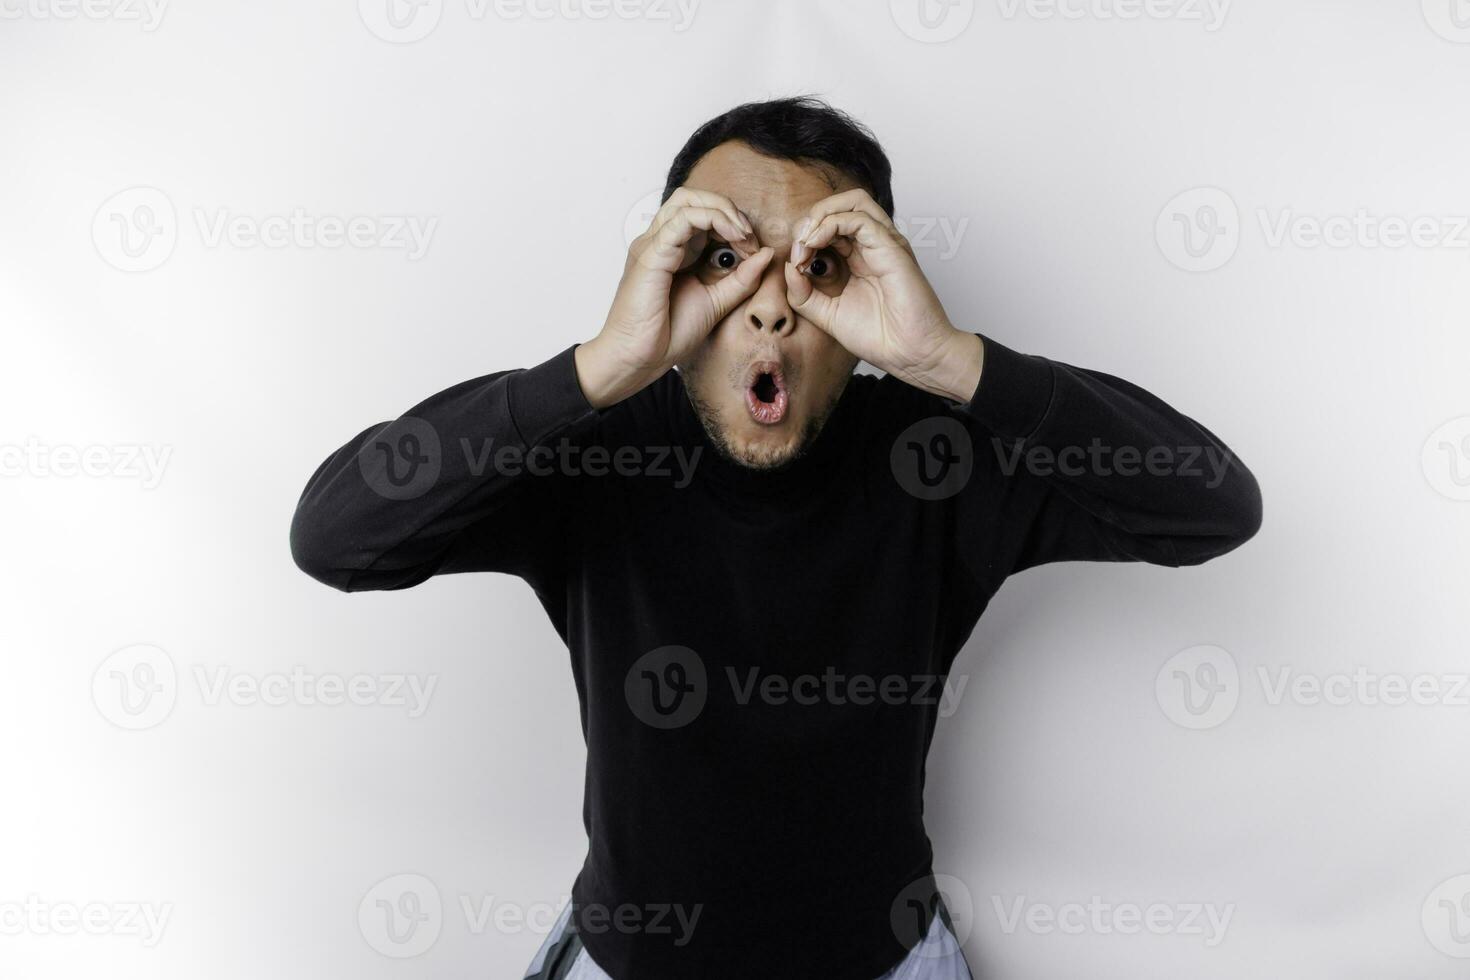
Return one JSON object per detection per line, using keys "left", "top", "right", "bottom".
{"left": 743, "top": 360, "right": 789, "bottom": 426}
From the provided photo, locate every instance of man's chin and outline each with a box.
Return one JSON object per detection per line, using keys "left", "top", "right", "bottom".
{"left": 691, "top": 403, "right": 816, "bottom": 472}
{"left": 718, "top": 428, "right": 808, "bottom": 471}
{"left": 684, "top": 379, "right": 848, "bottom": 474}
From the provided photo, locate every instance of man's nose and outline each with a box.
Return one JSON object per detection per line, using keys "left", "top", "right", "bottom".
{"left": 744, "top": 262, "right": 794, "bottom": 337}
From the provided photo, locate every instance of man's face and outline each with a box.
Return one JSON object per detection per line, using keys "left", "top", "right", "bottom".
{"left": 676, "top": 141, "right": 861, "bottom": 470}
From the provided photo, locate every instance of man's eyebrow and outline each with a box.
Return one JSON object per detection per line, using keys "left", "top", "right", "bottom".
{"left": 738, "top": 211, "right": 795, "bottom": 241}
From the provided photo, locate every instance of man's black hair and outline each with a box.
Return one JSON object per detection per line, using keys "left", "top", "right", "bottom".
{"left": 661, "top": 96, "right": 894, "bottom": 216}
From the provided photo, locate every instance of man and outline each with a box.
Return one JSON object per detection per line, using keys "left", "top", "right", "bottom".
{"left": 290, "top": 97, "right": 1262, "bottom": 979}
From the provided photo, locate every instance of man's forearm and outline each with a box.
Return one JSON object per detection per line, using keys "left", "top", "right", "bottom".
{"left": 958, "top": 334, "right": 1262, "bottom": 567}
{"left": 573, "top": 334, "right": 681, "bottom": 411}
{"left": 290, "top": 346, "right": 594, "bottom": 591}
{"left": 905, "top": 330, "right": 986, "bottom": 404}
{"left": 573, "top": 336, "right": 629, "bottom": 411}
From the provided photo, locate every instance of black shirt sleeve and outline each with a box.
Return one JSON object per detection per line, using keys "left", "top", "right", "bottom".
{"left": 955, "top": 333, "right": 1263, "bottom": 583}
{"left": 288, "top": 344, "right": 596, "bottom": 593}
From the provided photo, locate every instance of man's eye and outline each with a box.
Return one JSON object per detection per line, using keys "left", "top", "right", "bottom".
{"left": 707, "top": 246, "right": 740, "bottom": 271}
{"left": 807, "top": 251, "right": 838, "bottom": 279}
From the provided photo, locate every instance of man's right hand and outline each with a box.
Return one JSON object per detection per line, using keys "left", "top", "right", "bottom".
{"left": 575, "top": 188, "right": 774, "bottom": 409}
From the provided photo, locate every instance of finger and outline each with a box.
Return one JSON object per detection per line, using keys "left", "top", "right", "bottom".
{"left": 652, "top": 188, "right": 754, "bottom": 244}
{"left": 784, "top": 260, "right": 838, "bottom": 333}
{"left": 705, "top": 246, "right": 776, "bottom": 321}
{"left": 800, "top": 188, "right": 897, "bottom": 234}
{"left": 792, "top": 189, "right": 900, "bottom": 261}
{"left": 795, "top": 211, "right": 897, "bottom": 269}
{"left": 640, "top": 207, "right": 752, "bottom": 273}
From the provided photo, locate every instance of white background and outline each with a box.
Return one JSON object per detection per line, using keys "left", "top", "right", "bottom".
{"left": 4, "top": 0, "right": 1469, "bottom": 977}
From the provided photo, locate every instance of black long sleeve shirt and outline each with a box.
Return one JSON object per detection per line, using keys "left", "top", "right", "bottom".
{"left": 290, "top": 335, "right": 1261, "bottom": 979}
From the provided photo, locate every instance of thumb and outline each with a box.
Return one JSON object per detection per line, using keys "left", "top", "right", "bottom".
{"left": 784, "top": 260, "right": 838, "bottom": 334}
{"left": 706, "top": 246, "right": 775, "bottom": 321}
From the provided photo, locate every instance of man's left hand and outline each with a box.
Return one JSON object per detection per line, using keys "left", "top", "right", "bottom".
{"left": 783, "top": 189, "right": 983, "bottom": 402}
